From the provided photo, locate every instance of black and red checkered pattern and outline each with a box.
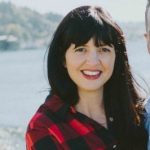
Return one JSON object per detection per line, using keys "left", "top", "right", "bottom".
{"left": 26, "top": 95, "right": 117, "bottom": 150}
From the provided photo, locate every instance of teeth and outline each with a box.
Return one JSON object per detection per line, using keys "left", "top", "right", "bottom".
{"left": 82, "top": 70, "right": 100, "bottom": 76}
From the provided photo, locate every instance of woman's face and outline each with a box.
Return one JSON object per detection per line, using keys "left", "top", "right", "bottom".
{"left": 64, "top": 38, "right": 116, "bottom": 94}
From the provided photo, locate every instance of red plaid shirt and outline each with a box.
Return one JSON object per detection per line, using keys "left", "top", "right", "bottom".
{"left": 26, "top": 95, "right": 118, "bottom": 150}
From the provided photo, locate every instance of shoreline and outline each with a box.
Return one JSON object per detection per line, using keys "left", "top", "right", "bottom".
{"left": 0, "top": 126, "right": 25, "bottom": 150}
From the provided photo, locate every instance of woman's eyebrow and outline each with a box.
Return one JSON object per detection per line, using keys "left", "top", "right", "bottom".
{"left": 74, "top": 45, "right": 87, "bottom": 48}
{"left": 100, "top": 44, "right": 114, "bottom": 48}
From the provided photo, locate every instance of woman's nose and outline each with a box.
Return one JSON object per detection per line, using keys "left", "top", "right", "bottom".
{"left": 86, "top": 51, "right": 100, "bottom": 65}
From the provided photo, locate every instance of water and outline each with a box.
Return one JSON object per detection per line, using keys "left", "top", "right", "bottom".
{"left": 0, "top": 39, "right": 150, "bottom": 150}
{"left": 0, "top": 49, "right": 49, "bottom": 127}
{"left": 0, "top": 49, "right": 49, "bottom": 150}
{"left": 127, "top": 39, "right": 150, "bottom": 92}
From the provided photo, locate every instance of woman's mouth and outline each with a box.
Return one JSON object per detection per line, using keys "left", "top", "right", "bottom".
{"left": 81, "top": 70, "right": 102, "bottom": 80}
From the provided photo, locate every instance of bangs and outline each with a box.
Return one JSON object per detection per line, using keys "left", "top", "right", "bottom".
{"left": 62, "top": 14, "right": 116, "bottom": 48}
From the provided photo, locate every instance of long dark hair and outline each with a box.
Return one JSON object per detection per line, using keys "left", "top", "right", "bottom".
{"left": 47, "top": 6, "right": 147, "bottom": 149}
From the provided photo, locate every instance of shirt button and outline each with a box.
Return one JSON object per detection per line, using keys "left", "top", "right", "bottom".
{"left": 109, "top": 117, "right": 114, "bottom": 122}
{"left": 113, "top": 144, "right": 117, "bottom": 149}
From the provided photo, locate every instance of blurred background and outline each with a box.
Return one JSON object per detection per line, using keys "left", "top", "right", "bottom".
{"left": 0, "top": 0, "right": 150, "bottom": 149}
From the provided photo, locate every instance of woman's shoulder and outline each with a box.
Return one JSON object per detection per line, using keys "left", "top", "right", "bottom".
{"left": 26, "top": 103, "right": 53, "bottom": 133}
{"left": 26, "top": 95, "right": 64, "bottom": 150}
{"left": 26, "top": 95, "right": 66, "bottom": 131}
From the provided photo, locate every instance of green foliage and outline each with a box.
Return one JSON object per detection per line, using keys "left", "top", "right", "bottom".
{"left": 45, "top": 12, "right": 62, "bottom": 22}
{"left": 0, "top": 2, "right": 144, "bottom": 50}
{"left": 0, "top": 2, "right": 63, "bottom": 45}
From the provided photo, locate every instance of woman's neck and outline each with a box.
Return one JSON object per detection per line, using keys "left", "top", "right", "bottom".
{"left": 75, "top": 89, "right": 107, "bottom": 128}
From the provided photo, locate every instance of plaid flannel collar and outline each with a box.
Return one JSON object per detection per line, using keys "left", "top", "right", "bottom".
{"left": 42, "top": 95, "right": 71, "bottom": 121}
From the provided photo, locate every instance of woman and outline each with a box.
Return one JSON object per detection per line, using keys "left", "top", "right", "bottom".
{"left": 26, "top": 6, "right": 148, "bottom": 150}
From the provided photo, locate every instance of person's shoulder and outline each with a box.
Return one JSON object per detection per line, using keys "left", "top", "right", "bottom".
{"left": 26, "top": 108, "right": 51, "bottom": 133}
{"left": 26, "top": 95, "right": 64, "bottom": 131}
{"left": 145, "top": 97, "right": 150, "bottom": 114}
{"left": 25, "top": 95, "right": 62, "bottom": 150}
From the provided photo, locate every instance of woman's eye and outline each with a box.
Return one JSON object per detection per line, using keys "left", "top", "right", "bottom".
{"left": 74, "top": 47, "right": 86, "bottom": 52}
{"left": 101, "top": 47, "right": 111, "bottom": 52}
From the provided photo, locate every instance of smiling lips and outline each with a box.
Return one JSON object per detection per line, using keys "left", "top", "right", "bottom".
{"left": 81, "top": 70, "right": 102, "bottom": 80}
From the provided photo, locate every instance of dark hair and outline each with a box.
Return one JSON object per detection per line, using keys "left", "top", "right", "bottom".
{"left": 145, "top": 0, "right": 150, "bottom": 32}
{"left": 47, "top": 6, "right": 147, "bottom": 149}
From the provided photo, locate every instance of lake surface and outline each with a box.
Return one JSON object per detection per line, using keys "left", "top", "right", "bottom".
{"left": 0, "top": 38, "right": 150, "bottom": 150}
